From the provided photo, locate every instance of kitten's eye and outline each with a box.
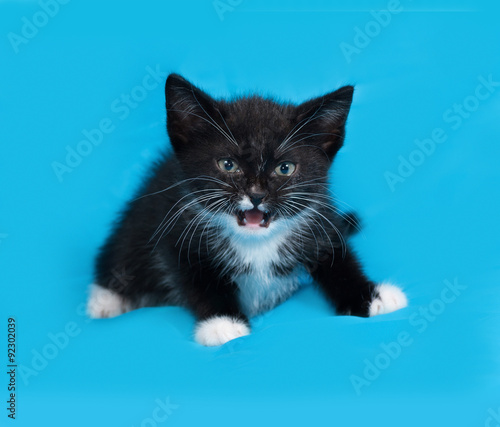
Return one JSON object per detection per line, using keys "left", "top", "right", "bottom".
{"left": 275, "top": 161, "right": 296, "bottom": 176}
{"left": 217, "top": 158, "right": 240, "bottom": 173}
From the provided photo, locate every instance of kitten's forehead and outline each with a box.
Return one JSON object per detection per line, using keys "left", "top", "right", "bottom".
{"left": 224, "top": 97, "right": 295, "bottom": 149}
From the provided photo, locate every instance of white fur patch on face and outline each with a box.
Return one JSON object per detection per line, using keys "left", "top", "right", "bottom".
{"left": 217, "top": 211, "right": 301, "bottom": 256}
{"left": 238, "top": 195, "right": 269, "bottom": 212}
{"left": 238, "top": 195, "right": 254, "bottom": 211}
{"left": 369, "top": 283, "right": 408, "bottom": 316}
{"left": 87, "top": 284, "right": 130, "bottom": 318}
{"left": 194, "top": 315, "right": 250, "bottom": 346}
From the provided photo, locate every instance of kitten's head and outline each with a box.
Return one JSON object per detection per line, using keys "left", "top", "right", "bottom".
{"left": 165, "top": 74, "right": 353, "bottom": 237}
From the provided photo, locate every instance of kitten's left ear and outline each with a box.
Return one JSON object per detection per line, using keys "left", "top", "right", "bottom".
{"left": 165, "top": 73, "right": 220, "bottom": 151}
{"left": 294, "top": 85, "right": 354, "bottom": 160}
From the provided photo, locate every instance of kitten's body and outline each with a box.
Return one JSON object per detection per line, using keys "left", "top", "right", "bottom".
{"left": 87, "top": 75, "right": 407, "bottom": 345}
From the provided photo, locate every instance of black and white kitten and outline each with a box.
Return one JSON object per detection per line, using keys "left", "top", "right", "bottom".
{"left": 87, "top": 74, "right": 407, "bottom": 346}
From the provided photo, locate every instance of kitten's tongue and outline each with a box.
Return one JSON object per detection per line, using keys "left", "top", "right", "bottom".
{"left": 244, "top": 208, "right": 264, "bottom": 225}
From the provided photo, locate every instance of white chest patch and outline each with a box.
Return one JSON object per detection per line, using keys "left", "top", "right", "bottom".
{"left": 216, "top": 213, "right": 307, "bottom": 316}
{"left": 234, "top": 267, "right": 305, "bottom": 317}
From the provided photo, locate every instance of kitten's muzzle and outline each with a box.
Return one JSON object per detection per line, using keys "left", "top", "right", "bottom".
{"left": 236, "top": 208, "right": 271, "bottom": 228}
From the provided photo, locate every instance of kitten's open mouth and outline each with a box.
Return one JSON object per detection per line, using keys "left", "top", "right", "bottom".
{"left": 236, "top": 208, "right": 271, "bottom": 228}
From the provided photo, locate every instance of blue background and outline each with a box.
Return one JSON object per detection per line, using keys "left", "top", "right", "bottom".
{"left": 2, "top": 0, "right": 500, "bottom": 425}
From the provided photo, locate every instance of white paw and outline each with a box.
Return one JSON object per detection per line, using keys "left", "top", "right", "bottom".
{"left": 87, "top": 284, "right": 130, "bottom": 318}
{"left": 194, "top": 315, "right": 250, "bottom": 346}
{"left": 369, "top": 283, "right": 408, "bottom": 316}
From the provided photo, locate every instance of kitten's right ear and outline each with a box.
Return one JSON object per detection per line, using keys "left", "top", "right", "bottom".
{"left": 294, "top": 85, "right": 354, "bottom": 160}
{"left": 165, "top": 74, "right": 219, "bottom": 149}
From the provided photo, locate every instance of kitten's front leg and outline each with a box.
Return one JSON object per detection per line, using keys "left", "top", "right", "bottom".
{"left": 185, "top": 271, "right": 250, "bottom": 346}
{"left": 310, "top": 247, "right": 407, "bottom": 317}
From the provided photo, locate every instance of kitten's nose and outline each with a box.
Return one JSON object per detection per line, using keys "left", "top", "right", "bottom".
{"left": 248, "top": 189, "right": 268, "bottom": 207}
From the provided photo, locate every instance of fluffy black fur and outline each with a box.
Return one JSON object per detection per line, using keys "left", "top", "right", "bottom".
{"left": 92, "top": 74, "right": 381, "bottom": 332}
